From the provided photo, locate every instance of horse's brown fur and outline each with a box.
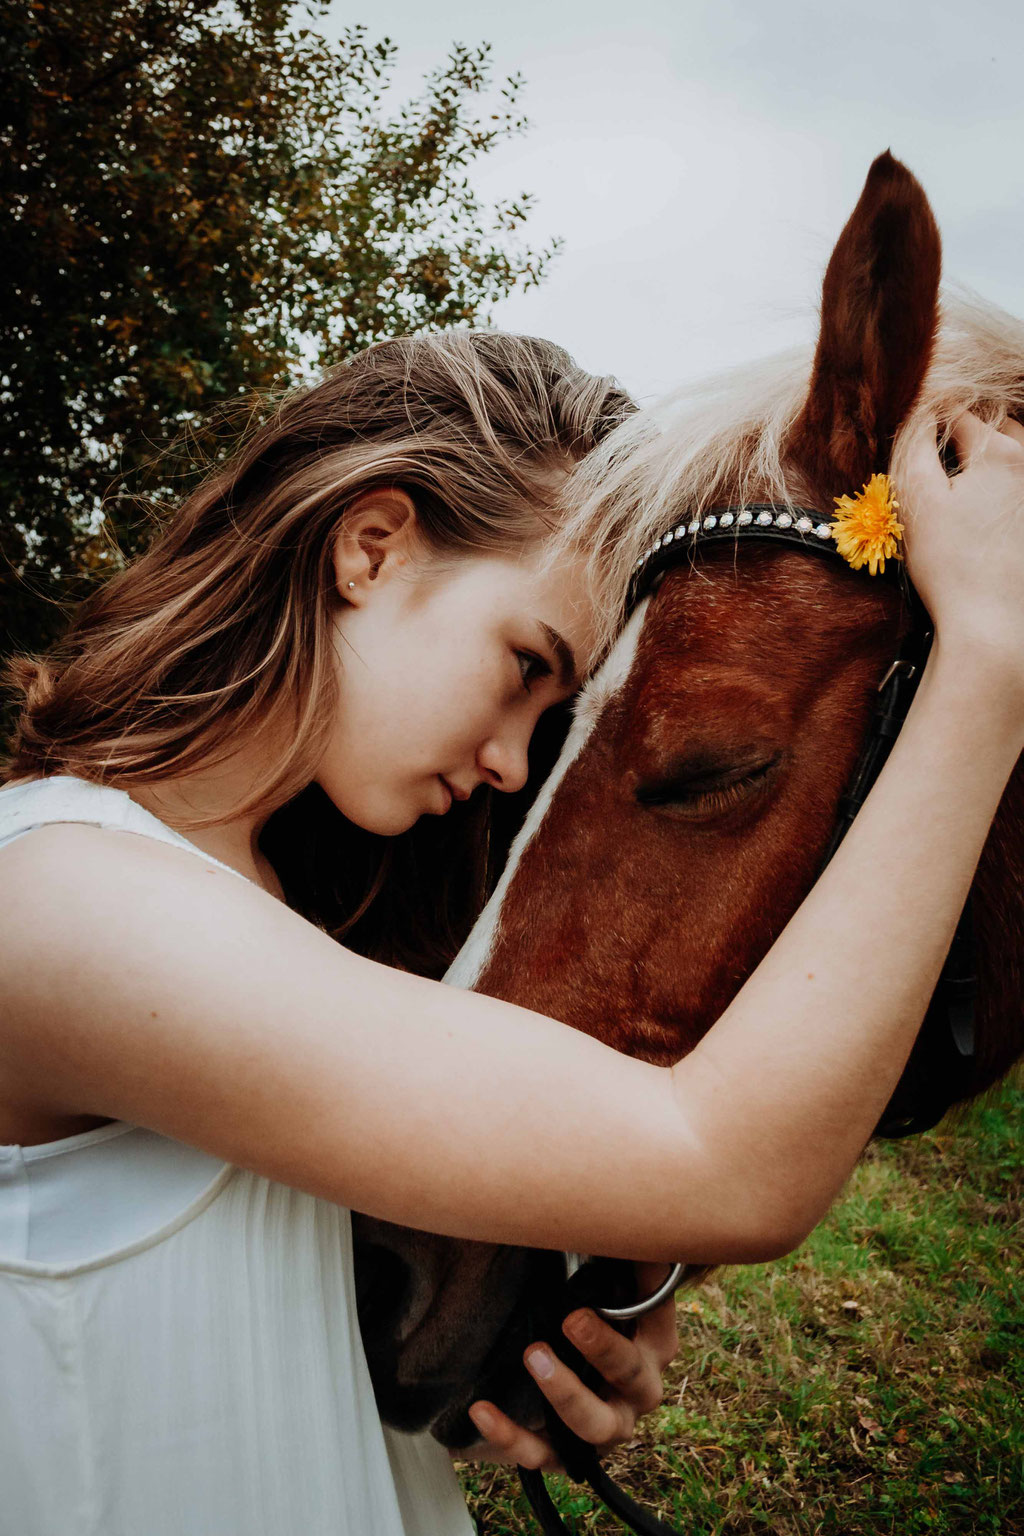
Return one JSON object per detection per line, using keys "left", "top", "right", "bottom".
{"left": 477, "top": 550, "right": 904, "bottom": 1065}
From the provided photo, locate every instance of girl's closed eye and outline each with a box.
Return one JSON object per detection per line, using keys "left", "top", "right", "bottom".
{"left": 516, "top": 650, "right": 552, "bottom": 692}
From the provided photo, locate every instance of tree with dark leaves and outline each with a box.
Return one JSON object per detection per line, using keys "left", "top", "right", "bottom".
{"left": 0, "top": 0, "right": 557, "bottom": 659}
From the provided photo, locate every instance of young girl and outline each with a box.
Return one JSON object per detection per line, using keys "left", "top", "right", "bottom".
{"left": 1, "top": 331, "right": 1022, "bottom": 1536}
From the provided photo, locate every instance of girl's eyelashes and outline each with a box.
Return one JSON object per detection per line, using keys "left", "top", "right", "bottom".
{"left": 516, "top": 650, "right": 552, "bottom": 691}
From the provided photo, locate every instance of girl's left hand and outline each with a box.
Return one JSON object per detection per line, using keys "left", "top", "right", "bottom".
{"left": 462, "top": 1264, "right": 679, "bottom": 1470}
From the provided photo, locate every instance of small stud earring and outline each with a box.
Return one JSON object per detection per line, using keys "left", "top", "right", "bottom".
{"left": 347, "top": 581, "right": 356, "bottom": 590}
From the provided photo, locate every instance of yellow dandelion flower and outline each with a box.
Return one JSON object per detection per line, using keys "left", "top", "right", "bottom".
{"left": 831, "top": 474, "right": 904, "bottom": 576}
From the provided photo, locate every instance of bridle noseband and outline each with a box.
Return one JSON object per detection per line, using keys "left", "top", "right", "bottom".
{"left": 512, "top": 503, "right": 977, "bottom": 1536}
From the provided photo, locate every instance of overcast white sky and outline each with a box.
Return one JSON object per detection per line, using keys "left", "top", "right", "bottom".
{"left": 323, "top": 0, "right": 1024, "bottom": 401}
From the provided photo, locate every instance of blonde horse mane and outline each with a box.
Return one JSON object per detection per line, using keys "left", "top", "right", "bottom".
{"left": 555, "top": 289, "right": 1024, "bottom": 662}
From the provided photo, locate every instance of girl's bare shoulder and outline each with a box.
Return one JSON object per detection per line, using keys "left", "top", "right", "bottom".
{"left": 0, "top": 815, "right": 332, "bottom": 989}
{"left": 0, "top": 821, "right": 347, "bottom": 1132}
{"left": 0, "top": 818, "right": 275, "bottom": 949}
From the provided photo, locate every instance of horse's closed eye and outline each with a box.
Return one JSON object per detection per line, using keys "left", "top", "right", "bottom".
{"left": 635, "top": 755, "right": 781, "bottom": 822}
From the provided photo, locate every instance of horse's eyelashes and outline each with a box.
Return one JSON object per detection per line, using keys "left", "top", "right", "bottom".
{"left": 634, "top": 755, "right": 781, "bottom": 819}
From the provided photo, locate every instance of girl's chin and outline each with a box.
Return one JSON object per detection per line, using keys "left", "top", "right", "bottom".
{"left": 313, "top": 781, "right": 420, "bottom": 837}
{"left": 361, "top": 794, "right": 432, "bottom": 838}
{"left": 352, "top": 807, "right": 420, "bottom": 837}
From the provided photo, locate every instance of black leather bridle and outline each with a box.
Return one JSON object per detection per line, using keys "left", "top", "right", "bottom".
{"left": 509, "top": 502, "right": 976, "bottom": 1536}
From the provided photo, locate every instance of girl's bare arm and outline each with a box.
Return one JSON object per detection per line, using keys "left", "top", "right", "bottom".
{"left": 0, "top": 652, "right": 1016, "bottom": 1268}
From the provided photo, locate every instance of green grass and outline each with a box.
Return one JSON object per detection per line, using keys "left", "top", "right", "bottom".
{"left": 457, "top": 1084, "right": 1023, "bottom": 1535}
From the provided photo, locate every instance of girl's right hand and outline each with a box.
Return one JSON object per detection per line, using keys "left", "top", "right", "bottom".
{"left": 899, "top": 411, "right": 1024, "bottom": 701}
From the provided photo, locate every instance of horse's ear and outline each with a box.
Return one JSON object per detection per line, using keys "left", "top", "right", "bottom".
{"left": 790, "top": 151, "right": 941, "bottom": 495}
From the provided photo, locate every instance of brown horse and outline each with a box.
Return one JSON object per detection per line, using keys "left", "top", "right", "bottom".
{"left": 353, "top": 152, "right": 1024, "bottom": 1449}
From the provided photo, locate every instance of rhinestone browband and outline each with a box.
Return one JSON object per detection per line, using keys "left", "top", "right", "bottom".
{"left": 625, "top": 502, "right": 900, "bottom": 616}
{"left": 633, "top": 503, "right": 834, "bottom": 574}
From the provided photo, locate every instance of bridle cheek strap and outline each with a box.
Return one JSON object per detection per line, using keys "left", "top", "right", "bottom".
{"left": 818, "top": 602, "right": 977, "bottom": 1136}
{"left": 624, "top": 505, "right": 977, "bottom": 1139}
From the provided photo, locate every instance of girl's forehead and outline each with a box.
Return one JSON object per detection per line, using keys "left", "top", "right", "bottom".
{"left": 424, "top": 545, "right": 602, "bottom": 673}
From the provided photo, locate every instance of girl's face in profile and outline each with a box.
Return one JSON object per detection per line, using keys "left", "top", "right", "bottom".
{"left": 316, "top": 512, "right": 594, "bottom": 836}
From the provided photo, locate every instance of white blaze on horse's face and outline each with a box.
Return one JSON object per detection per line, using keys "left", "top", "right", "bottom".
{"left": 445, "top": 599, "right": 652, "bottom": 992}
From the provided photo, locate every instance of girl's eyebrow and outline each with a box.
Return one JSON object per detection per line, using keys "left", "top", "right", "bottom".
{"left": 539, "top": 622, "right": 579, "bottom": 689}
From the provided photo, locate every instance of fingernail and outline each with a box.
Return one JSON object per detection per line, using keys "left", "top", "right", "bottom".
{"left": 565, "top": 1310, "right": 594, "bottom": 1346}
{"left": 468, "top": 1404, "right": 494, "bottom": 1437}
{"left": 526, "top": 1346, "right": 555, "bottom": 1380}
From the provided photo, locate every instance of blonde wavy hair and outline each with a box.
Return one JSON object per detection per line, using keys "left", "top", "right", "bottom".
{"left": 3, "top": 330, "right": 633, "bottom": 975}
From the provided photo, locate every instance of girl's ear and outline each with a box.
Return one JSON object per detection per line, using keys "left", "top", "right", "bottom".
{"left": 331, "top": 488, "right": 419, "bottom": 601}
{"left": 789, "top": 151, "right": 942, "bottom": 498}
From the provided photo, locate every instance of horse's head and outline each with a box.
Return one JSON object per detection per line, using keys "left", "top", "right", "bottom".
{"left": 355, "top": 153, "right": 1024, "bottom": 1449}
{"left": 470, "top": 152, "right": 1024, "bottom": 1112}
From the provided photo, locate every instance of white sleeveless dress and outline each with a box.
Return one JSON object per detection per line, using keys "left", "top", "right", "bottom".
{"left": 0, "top": 775, "right": 475, "bottom": 1536}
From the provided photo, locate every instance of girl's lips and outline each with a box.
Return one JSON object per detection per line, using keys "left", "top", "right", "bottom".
{"left": 440, "top": 776, "right": 471, "bottom": 803}
{"left": 437, "top": 777, "right": 453, "bottom": 812}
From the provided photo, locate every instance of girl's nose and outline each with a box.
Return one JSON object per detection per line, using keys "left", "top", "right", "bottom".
{"left": 476, "top": 729, "right": 531, "bottom": 796}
